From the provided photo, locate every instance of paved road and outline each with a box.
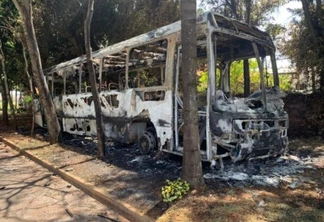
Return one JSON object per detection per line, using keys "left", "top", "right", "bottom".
{"left": 0, "top": 142, "right": 128, "bottom": 222}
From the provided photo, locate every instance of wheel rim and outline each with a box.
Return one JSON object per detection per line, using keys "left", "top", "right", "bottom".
{"left": 138, "top": 131, "right": 156, "bottom": 154}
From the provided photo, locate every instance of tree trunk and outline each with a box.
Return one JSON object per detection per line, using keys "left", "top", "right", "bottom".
{"left": 12, "top": 0, "right": 60, "bottom": 144}
{"left": 229, "top": 0, "right": 239, "bottom": 19}
{"left": 22, "top": 46, "right": 35, "bottom": 136}
{"left": 301, "top": 0, "right": 318, "bottom": 45}
{"left": 242, "top": 0, "right": 251, "bottom": 97}
{"left": 315, "top": 0, "right": 324, "bottom": 91}
{"left": 301, "top": 0, "right": 324, "bottom": 91}
{"left": 0, "top": 78, "right": 8, "bottom": 126}
{"left": 180, "top": 0, "right": 204, "bottom": 188}
{"left": 84, "top": 0, "right": 106, "bottom": 158}
{"left": 243, "top": 59, "right": 250, "bottom": 97}
{"left": 316, "top": 0, "right": 323, "bottom": 27}
{"left": 244, "top": 0, "right": 251, "bottom": 24}
{"left": 0, "top": 40, "right": 17, "bottom": 128}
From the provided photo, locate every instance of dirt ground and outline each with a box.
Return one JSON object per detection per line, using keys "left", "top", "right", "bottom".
{"left": 0, "top": 113, "right": 323, "bottom": 222}
{"left": 0, "top": 139, "right": 128, "bottom": 222}
{"left": 158, "top": 138, "right": 324, "bottom": 222}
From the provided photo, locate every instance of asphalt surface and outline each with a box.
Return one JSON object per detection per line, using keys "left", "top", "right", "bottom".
{"left": 0, "top": 141, "right": 128, "bottom": 222}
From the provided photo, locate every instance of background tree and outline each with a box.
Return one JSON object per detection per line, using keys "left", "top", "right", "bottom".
{"left": 0, "top": 40, "right": 17, "bottom": 128}
{"left": 180, "top": 0, "right": 204, "bottom": 188}
{"left": 30, "top": 0, "right": 180, "bottom": 68}
{"left": 0, "top": 0, "right": 39, "bottom": 135}
{"left": 200, "top": 0, "right": 287, "bottom": 24}
{"left": 12, "top": 0, "right": 60, "bottom": 144}
{"left": 280, "top": 0, "right": 324, "bottom": 91}
{"left": 0, "top": 40, "right": 9, "bottom": 126}
{"left": 84, "top": 0, "right": 105, "bottom": 158}
{"left": 0, "top": 0, "right": 21, "bottom": 126}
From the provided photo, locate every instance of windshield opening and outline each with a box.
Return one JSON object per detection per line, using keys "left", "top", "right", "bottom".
{"left": 210, "top": 32, "right": 278, "bottom": 99}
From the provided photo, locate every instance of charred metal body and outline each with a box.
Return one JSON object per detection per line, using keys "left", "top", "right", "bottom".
{"left": 211, "top": 88, "right": 288, "bottom": 162}
{"left": 35, "top": 12, "right": 289, "bottom": 163}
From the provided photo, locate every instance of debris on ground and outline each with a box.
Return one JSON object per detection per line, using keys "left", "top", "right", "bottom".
{"left": 203, "top": 152, "right": 319, "bottom": 188}
{"left": 4, "top": 126, "right": 323, "bottom": 222}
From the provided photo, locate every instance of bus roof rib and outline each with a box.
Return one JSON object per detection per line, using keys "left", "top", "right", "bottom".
{"left": 45, "top": 12, "right": 273, "bottom": 74}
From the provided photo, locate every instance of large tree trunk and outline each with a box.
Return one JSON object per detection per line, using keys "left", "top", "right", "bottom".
{"left": 180, "top": 0, "right": 204, "bottom": 188}
{"left": 12, "top": 0, "right": 60, "bottom": 144}
{"left": 0, "top": 40, "right": 17, "bottom": 128}
{"left": 84, "top": 0, "right": 106, "bottom": 158}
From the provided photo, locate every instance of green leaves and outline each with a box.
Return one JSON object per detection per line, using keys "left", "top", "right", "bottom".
{"left": 197, "top": 59, "right": 293, "bottom": 96}
{"left": 161, "top": 178, "right": 190, "bottom": 203}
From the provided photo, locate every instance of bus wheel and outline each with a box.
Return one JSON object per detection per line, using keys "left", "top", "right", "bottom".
{"left": 138, "top": 131, "right": 156, "bottom": 155}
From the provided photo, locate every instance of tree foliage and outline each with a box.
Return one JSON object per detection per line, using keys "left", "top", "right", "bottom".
{"left": 197, "top": 59, "right": 294, "bottom": 95}
{"left": 279, "top": 0, "right": 324, "bottom": 91}
{"left": 31, "top": 0, "right": 180, "bottom": 67}
{"left": 199, "top": 0, "right": 287, "bottom": 25}
{"left": 0, "top": 0, "right": 24, "bottom": 124}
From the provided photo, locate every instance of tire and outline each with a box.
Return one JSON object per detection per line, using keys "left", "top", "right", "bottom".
{"left": 138, "top": 131, "right": 157, "bottom": 155}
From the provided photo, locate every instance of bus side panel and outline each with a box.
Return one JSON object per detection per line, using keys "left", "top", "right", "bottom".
{"left": 59, "top": 88, "right": 173, "bottom": 148}
{"left": 132, "top": 89, "right": 173, "bottom": 150}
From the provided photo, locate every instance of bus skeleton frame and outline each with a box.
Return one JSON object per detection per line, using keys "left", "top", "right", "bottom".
{"left": 36, "top": 12, "right": 289, "bottom": 163}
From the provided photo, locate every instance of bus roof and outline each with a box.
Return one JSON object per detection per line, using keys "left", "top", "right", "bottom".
{"left": 45, "top": 11, "right": 274, "bottom": 74}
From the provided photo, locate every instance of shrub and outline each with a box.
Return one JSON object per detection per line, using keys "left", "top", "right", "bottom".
{"left": 161, "top": 178, "right": 190, "bottom": 203}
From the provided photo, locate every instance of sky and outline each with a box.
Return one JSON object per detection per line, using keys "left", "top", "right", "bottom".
{"left": 273, "top": 1, "right": 302, "bottom": 26}
{"left": 273, "top": 1, "right": 302, "bottom": 71}
{"left": 198, "top": 1, "right": 302, "bottom": 25}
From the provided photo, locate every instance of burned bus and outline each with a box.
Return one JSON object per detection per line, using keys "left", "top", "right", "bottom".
{"left": 36, "top": 12, "right": 288, "bottom": 163}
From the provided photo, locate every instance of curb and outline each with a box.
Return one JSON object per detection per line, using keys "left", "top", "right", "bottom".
{"left": 0, "top": 137, "right": 154, "bottom": 222}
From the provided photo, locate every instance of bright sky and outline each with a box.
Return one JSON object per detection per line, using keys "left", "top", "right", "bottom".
{"left": 198, "top": 1, "right": 302, "bottom": 27}
{"left": 273, "top": 1, "right": 302, "bottom": 26}
{"left": 273, "top": 1, "right": 302, "bottom": 71}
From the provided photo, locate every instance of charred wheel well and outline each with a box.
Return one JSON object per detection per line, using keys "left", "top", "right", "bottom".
{"left": 146, "top": 121, "right": 156, "bottom": 134}
{"left": 129, "top": 119, "right": 157, "bottom": 142}
{"left": 136, "top": 120, "right": 159, "bottom": 153}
